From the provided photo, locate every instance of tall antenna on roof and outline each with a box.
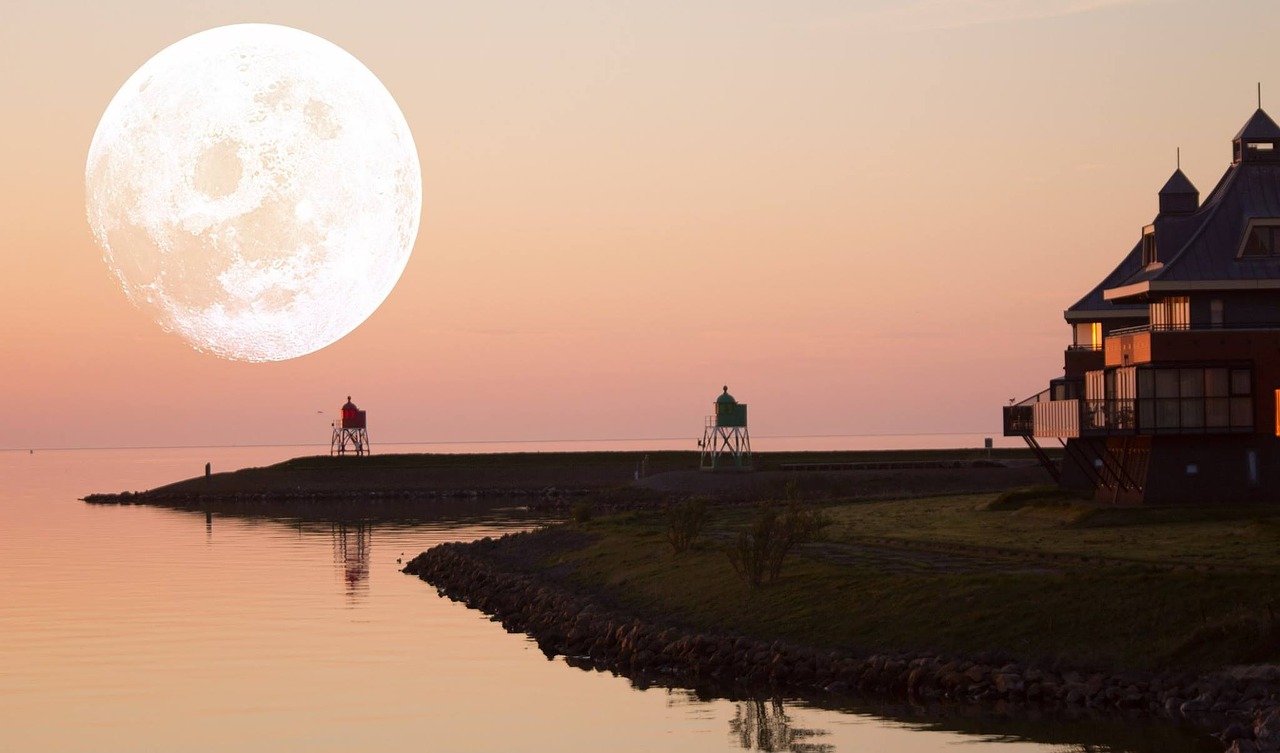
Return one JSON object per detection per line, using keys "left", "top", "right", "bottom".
{"left": 1177, "top": 147, "right": 1181, "bottom": 170}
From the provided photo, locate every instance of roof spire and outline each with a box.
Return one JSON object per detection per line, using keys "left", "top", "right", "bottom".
{"left": 1259, "top": 82, "right": 1263, "bottom": 109}
{"left": 1158, "top": 158, "right": 1198, "bottom": 215}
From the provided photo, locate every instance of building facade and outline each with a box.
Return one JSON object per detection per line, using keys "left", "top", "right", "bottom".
{"left": 1004, "top": 108, "right": 1280, "bottom": 503}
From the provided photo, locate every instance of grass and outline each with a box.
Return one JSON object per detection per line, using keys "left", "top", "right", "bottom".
{"left": 534, "top": 492, "right": 1280, "bottom": 672}
{"left": 822, "top": 491, "right": 1280, "bottom": 570}
{"left": 256, "top": 447, "right": 1050, "bottom": 473}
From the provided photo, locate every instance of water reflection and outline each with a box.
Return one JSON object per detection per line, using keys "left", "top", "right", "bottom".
{"left": 729, "top": 698, "right": 833, "bottom": 753}
{"left": 144, "top": 500, "right": 1220, "bottom": 753}
{"left": 332, "top": 522, "right": 371, "bottom": 599}
{"left": 647, "top": 684, "right": 1218, "bottom": 753}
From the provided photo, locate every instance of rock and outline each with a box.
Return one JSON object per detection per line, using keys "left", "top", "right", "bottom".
{"left": 1181, "top": 692, "right": 1215, "bottom": 715}
{"left": 402, "top": 531, "right": 1280, "bottom": 738}
{"left": 1221, "top": 721, "right": 1255, "bottom": 744}
{"left": 994, "top": 672, "right": 1024, "bottom": 695}
{"left": 1255, "top": 708, "right": 1280, "bottom": 748}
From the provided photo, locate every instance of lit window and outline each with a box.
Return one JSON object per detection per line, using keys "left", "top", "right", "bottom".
{"left": 1073, "top": 322, "right": 1103, "bottom": 350}
{"left": 1149, "top": 296, "right": 1190, "bottom": 330}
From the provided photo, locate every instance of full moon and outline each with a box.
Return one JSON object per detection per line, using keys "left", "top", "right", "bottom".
{"left": 85, "top": 24, "right": 421, "bottom": 362}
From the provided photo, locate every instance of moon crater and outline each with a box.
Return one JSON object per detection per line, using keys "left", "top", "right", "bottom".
{"left": 86, "top": 24, "right": 421, "bottom": 362}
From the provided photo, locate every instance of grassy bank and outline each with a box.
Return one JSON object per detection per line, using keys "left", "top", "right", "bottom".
{"left": 102, "top": 447, "right": 1049, "bottom": 498}
{"left": 537, "top": 490, "right": 1280, "bottom": 672}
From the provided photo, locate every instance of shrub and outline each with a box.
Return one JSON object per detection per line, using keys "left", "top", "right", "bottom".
{"left": 980, "top": 485, "right": 1079, "bottom": 511}
{"left": 727, "top": 493, "right": 831, "bottom": 588}
{"left": 571, "top": 500, "right": 593, "bottom": 524}
{"left": 666, "top": 496, "right": 710, "bottom": 553}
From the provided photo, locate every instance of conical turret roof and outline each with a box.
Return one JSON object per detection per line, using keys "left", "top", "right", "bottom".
{"left": 1159, "top": 168, "right": 1198, "bottom": 196}
{"left": 1234, "top": 108, "right": 1280, "bottom": 140}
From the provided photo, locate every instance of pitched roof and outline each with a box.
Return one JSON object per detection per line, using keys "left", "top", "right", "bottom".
{"left": 1065, "top": 240, "right": 1148, "bottom": 321}
{"left": 1235, "top": 108, "right": 1280, "bottom": 141}
{"left": 1105, "top": 160, "right": 1280, "bottom": 299}
{"left": 1065, "top": 171, "right": 1203, "bottom": 320}
{"left": 1159, "top": 168, "right": 1197, "bottom": 196}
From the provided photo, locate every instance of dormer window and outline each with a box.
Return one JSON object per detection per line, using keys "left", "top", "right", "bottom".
{"left": 1239, "top": 219, "right": 1280, "bottom": 257}
{"left": 1141, "top": 225, "right": 1157, "bottom": 266}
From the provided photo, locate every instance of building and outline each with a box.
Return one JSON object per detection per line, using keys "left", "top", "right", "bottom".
{"left": 1004, "top": 106, "right": 1280, "bottom": 503}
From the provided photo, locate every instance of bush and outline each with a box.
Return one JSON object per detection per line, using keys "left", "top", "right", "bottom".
{"left": 980, "top": 485, "right": 1080, "bottom": 511}
{"left": 666, "top": 496, "right": 710, "bottom": 553}
{"left": 571, "top": 500, "right": 593, "bottom": 524}
{"left": 727, "top": 493, "right": 831, "bottom": 588}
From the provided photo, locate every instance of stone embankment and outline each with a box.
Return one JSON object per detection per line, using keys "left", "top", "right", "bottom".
{"left": 405, "top": 535, "right": 1280, "bottom": 753}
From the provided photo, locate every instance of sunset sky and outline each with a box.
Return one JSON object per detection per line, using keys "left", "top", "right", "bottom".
{"left": 3, "top": 0, "right": 1277, "bottom": 450}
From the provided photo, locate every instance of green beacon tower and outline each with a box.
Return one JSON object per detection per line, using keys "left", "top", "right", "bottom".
{"left": 699, "top": 386, "right": 752, "bottom": 471}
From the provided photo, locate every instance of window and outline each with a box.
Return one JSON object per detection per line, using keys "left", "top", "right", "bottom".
{"left": 1232, "top": 368, "right": 1252, "bottom": 395}
{"left": 1239, "top": 220, "right": 1280, "bottom": 257}
{"left": 1136, "top": 365, "right": 1253, "bottom": 433}
{"left": 1141, "top": 226, "right": 1157, "bottom": 266}
{"left": 1211, "top": 299, "right": 1224, "bottom": 327}
{"left": 1150, "top": 296, "right": 1190, "bottom": 330}
{"left": 1073, "top": 322, "right": 1102, "bottom": 350}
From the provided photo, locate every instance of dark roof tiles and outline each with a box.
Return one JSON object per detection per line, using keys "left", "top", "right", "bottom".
{"left": 1066, "top": 239, "right": 1148, "bottom": 316}
{"left": 1159, "top": 168, "right": 1198, "bottom": 196}
{"left": 1147, "top": 162, "right": 1280, "bottom": 283}
{"left": 1234, "top": 108, "right": 1280, "bottom": 141}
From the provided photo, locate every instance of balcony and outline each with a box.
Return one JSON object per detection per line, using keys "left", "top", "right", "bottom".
{"left": 1081, "top": 399, "right": 1136, "bottom": 434}
{"left": 1034, "top": 399, "right": 1080, "bottom": 437}
{"left": 1105, "top": 322, "right": 1280, "bottom": 367}
{"left": 1001, "top": 389, "right": 1046, "bottom": 436}
{"left": 1064, "top": 345, "right": 1104, "bottom": 376}
{"left": 1006, "top": 394, "right": 1253, "bottom": 438}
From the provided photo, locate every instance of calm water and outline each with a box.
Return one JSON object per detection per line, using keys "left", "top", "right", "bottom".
{"left": 0, "top": 447, "right": 1216, "bottom": 752}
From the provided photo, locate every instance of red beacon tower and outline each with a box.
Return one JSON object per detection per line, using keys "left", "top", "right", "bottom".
{"left": 330, "top": 396, "right": 370, "bottom": 456}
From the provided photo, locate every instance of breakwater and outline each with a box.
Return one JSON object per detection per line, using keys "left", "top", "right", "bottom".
{"left": 82, "top": 487, "right": 588, "bottom": 505}
{"left": 406, "top": 532, "right": 1280, "bottom": 753}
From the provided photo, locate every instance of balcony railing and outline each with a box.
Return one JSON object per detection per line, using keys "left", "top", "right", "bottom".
{"left": 1012, "top": 397, "right": 1255, "bottom": 437}
{"left": 1108, "top": 321, "right": 1280, "bottom": 338}
{"left": 1002, "top": 389, "right": 1049, "bottom": 436}
{"left": 1081, "top": 399, "right": 1136, "bottom": 433}
{"left": 1003, "top": 405, "right": 1033, "bottom": 436}
{"left": 1033, "top": 399, "right": 1079, "bottom": 437}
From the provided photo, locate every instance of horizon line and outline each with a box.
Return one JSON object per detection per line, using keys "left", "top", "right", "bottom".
{"left": 0, "top": 430, "right": 1008, "bottom": 454}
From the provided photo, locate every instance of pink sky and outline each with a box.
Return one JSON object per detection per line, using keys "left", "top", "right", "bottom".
{"left": 2, "top": 0, "right": 1276, "bottom": 449}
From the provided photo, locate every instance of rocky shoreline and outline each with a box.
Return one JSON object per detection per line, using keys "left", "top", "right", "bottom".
{"left": 405, "top": 532, "right": 1280, "bottom": 753}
